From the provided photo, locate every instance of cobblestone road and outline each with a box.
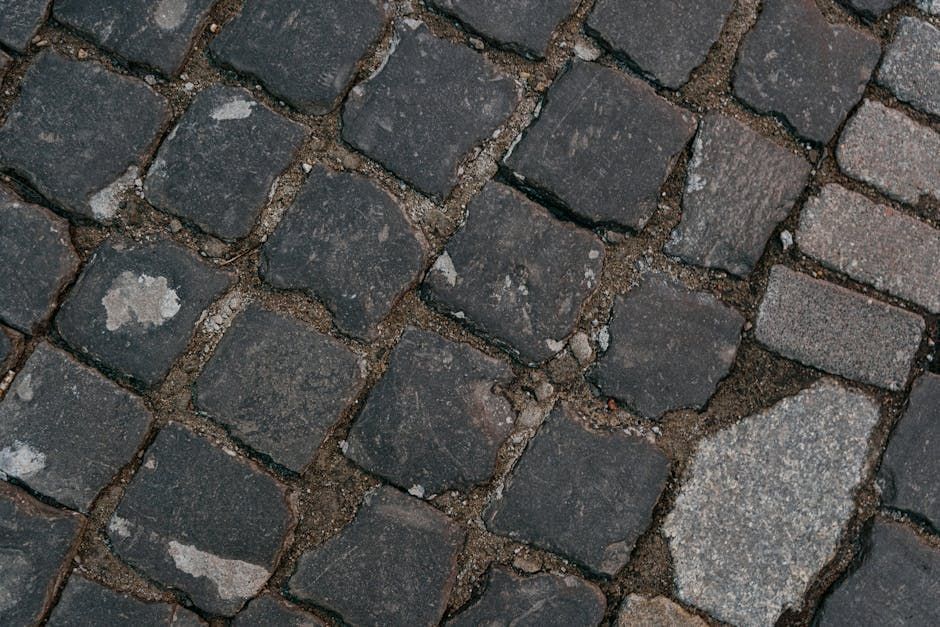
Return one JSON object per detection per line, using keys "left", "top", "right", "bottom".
{"left": 0, "top": 1, "right": 938, "bottom": 625}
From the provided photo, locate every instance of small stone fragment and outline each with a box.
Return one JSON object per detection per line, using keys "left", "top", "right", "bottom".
{"left": 568, "top": 332, "right": 593, "bottom": 365}
{"left": 233, "top": 593, "right": 324, "bottom": 626}
{"left": 534, "top": 381, "right": 555, "bottom": 402}
{"left": 617, "top": 594, "right": 706, "bottom": 627}
{"left": 878, "top": 18, "right": 940, "bottom": 117}
{"left": 840, "top": 0, "right": 903, "bottom": 19}
{"left": 0, "top": 0, "right": 50, "bottom": 52}
{"left": 48, "top": 575, "right": 204, "bottom": 626}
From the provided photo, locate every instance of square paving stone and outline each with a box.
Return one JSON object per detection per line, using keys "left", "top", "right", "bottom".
{"left": 877, "top": 18, "right": 940, "bottom": 117}
{"left": 447, "top": 567, "right": 606, "bottom": 626}
{"left": 0, "top": 0, "right": 50, "bottom": 52}
{"left": 146, "top": 85, "right": 306, "bottom": 240}
{"left": 665, "top": 113, "right": 810, "bottom": 276}
{"left": 108, "top": 423, "right": 292, "bottom": 616}
{"left": 260, "top": 167, "right": 427, "bottom": 340}
{"left": 504, "top": 61, "right": 695, "bottom": 230}
{"left": 590, "top": 273, "right": 744, "bottom": 419}
{"left": 54, "top": 0, "right": 216, "bottom": 76}
{"left": 0, "top": 343, "right": 152, "bottom": 512}
{"left": 289, "top": 486, "right": 464, "bottom": 626}
{"left": 815, "top": 520, "right": 940, "bottom": 626}
{"left": 55, "top": 238, "right": 232, "bottom": 389}
{"left": 345, "top": 328, "right": 515, "bottom": 496}
{"left": 733, "top": 0, "right": 880, "bottom": 143}
{"left": 210, "top": 0, "right": 386, "bottom": 115}
{"left": 878, "top": 373, "right": 940, "bottom": 530}
{"left": 755, "top": 265, "right": 924, "bottom": 391}
{"left": 233, "top": 593, "right": 325, "bottom": 626}
{"left": 48, "top": 575, "right": 204, "bottom": 626}
{"left": 342, "top": 21, "right": 519, "bottom": 199}
{"left": 0, "top": 185, "right": 80, "bottom": 334}
{"left": 484, "top": 405, "right": 669, "bottom": 576}
{"left": 586, "top": 0, "right": 733, "bottom": 89}
{"left": 194, "top": 304, "right": 363, "bottom": 473}
{"left": 0, "top": 51, "right": 169, "bottom": 222}
{"left": 424, "top": 181, "right": 604, "bottom": 365}
{"left": 0, "top": 483, "right": 81, "bottom": 626}
{"left": 428, "top": 0, "right": 578, "bottom": 58}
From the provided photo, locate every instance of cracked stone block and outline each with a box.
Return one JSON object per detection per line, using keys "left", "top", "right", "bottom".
{"left": 878, "top": 18, "right": 940, "bottom": 117}
{"left": 48, "top": 575, "right": 204, "bottom": 626}
{"left": 837, "top": 100, "right": 940, "bottom": 205}
{"left": 55, "top": 238, "right": 232, "bottom": 389}
{"left": 590, "top": 274, "right": 744, "bottom": 419}
{"left": 815, "top": 520, "right": 940, "bottom": 626}
{"left": 53, "top": 0, "right": 216, "bottom": 76}
{"left": 346, "top": 328, "right": 515, "bottom": 496}
{"left": 210, "top": 0, "right": 385, "bottom": 115}
{"left": 755, "top": 266, "right": 923, "bottom": 390}
{"left": 798, "top": 185, "right": 940, "bottom": 314}
{"left": 0, "top": 51, "right": 169, "bottom": 221}
{"left": 342, "top": 21, "right": 518, "bottom": 198}
{"left": 587, "top": 0, "right": 733, "bottom": 89}
{"left": 665, "top": 113, "right": 810, "bottom": 276}
{"left": 428, "top": 0, "right": 577, "bottom": 58}
{"left": 0, "top": 483, "right": 81, "bottom": 625}
{"left": 0, "top": 0, "right": 50, "bottom": 52}
{"left": 505, "top": 61, "right": 695, "bottom": 229}
{"left": 664, "top": 381, "right": 881, "bottom": 626}
{"left": 233, "top": 593, "right": 325, "bottom": 626}
{"left": 0, "top": 343, "right": 151, "bottom": 512}
{"left": 733, "top": 0, "right": 880, "bottom": 143}
{"left": 484, "top": 405, "right": 669, "bottom": 575}
{"left": 0, "top": 186, "right": 80, "bottom": 334}
{"left": 878, "top": 373, "right": 940, "bottom": 529}
{"left": 260, "top": 167, "right": 427, "bottom": 340}
{"left": 194, "top": 304, "right": 363, "bottom": 473}
{"left": 424, "top": 181, "right": 604, "bottom": 365}
{"left": 448, "top": 567, "right": 606, "bottom": 626}
{"left": 146, "top": 85, "right": 305, "bottom": 240}
{"left": 840, "top": 0, "right": 903, "bottom": 19}
{"left": 290, "top": 486, "right": 464, "bottom": 626}
{"left": 617, "top": 595, "right": 706, "bottom": 627}
{"left": 108, "top": 424, "right": 292, "bottom": 616}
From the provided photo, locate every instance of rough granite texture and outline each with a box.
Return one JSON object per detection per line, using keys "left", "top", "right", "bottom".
{"left": 878, "top": 18, "right": 940, "bottom": 117}
{"left": 48, "top": 575, "right": 204, "bottom": 626}
{"left": 617, "top": 595, "right": 707, "bottom": 627}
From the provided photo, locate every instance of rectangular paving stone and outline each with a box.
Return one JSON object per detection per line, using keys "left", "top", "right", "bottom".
{"left": 146, "top": 85, "right": 306, "bottom": 240}
{"left": 108, "top": 423, "right": 292, "bottom": 616}
{"left": 665, "top": 112, "right": 810, "bottom": 276}
{"left": 877, "top": 18, "right": 940, "bottom": 117}
{"left": 0, "top": 0, "right": 50, "bottom": 52}
{"left": 837, "top": 100, "right": 940, "bottom": 205}
{"left": 48, "top": 575, "right": 204, "bottom": 626}
{"left": 504, "top": 60, "right": 695, "bottom": 230}
{"left": 798, "top": 184, "right": 940, "bottom": 313}
{"left": 0, "top": 343, "right": 152, "bottom": 512}
{"left": 55, "top": 238, "right": 232, "bottom": 389}
{"left": 342, "top": 21, "right": 519, "bottom": 199}
{"left": 755, "top": 265, "right": 924, "bottom": 390}
{"left": 233, "top": 593, "right": 325, "bottom": 627}
{"left": 210, "top": 0, "right": 386, "bottom": 115}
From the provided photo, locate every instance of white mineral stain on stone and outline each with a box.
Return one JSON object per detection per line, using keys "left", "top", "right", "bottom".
{"left": 167, "top": 540, "right": 270, "bottom": 601}
{"left": 154, "top": 0, "right": 188, "bottom": 30}
{"left": 432, "top": 251, "right": 458, "bottom": 286}
{"left": 408, "top": 484, "right": 425, "bottom": 498}
{"left": 0, "top": 441, "right": 46, "bottom": 479}
{"left": 89, "top": 166, "right": 139, "bottom": 220}
{"left": 545, "top": 338, "right": 566, "bottom": 353}
{"left": 108, "top": 515, "right": 133, "bottom": 538}
{"left": 14, "top": 374, "right": 33, "bottom": 402}
{"left": 102, "top": 272, "right": 182, "bottom": 331}
{"left": 210, "top": 98, "right": 255, "bottom": 121}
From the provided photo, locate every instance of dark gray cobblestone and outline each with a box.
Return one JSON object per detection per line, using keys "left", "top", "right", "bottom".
{"left": 0, "top": 0, "right": 50, "bottom": 52}
{"left": 840, "top": 0, "right": 904, "bottom": 19}
{"left": 48, "top": 575, "right": 204, "bottom": 626}
{"left": 233, "top": 593, "right": 325, "bottom": 627}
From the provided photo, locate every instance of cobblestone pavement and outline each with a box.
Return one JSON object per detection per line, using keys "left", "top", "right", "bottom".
{"left": 0, "top": 1, "right": 938, "bottom": 626}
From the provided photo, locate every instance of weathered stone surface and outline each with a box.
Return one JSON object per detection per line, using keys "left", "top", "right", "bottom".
{"left": 54, "top": 0, "right": 216, "bottom": 76}
{"left": 755, "top": 266, "right": 923, "bottom": 390}
{"left": 664, "top": 381, "right": 882, "bottom": 626}
{"left": 194, "top": 304, "right": 362, "bottom": 472}
{"left": 665, "top": 112, "right": 810, "bottom": 276}
{"left": 878, "top": 18, "right": 940, "bottom": 117}
{"left": 815, "top": 520, "right": 940, "bottom": 626}
{"left": 261, "top": 167, "right": 427, "bottom": 340}
{"left": 48, "top": 575, "right": 204, "bottom": 626}
{"left": 448, "top": 567, "right": 606, "bottom": 627}
{"left": 210, "top": 0, "right": 385, "bottom": 115}
{"left": 485, "top": 405, "right": 669, "bottom": 575}
{"left": 505, "top": 61, "right": 695, "bottom": 229}
{"left": 346, "top": 328, "right": 514, "bottom": 496}
{"left": 591, "top": 274, "right": 743, "bottom": 419}
{"left": 798, "top": 184, "right": 940, "bottom": 313}
{"left": 0, "top": 186, "right": 80, "bottom": 333}
{"left": 840, "top": 0, "right": 903, "bottom": 19}
{"left": 55, "top": 238, "right": 231, "bottom": 389}
{"left": 0, "top": 52, "right": 169, "bottom": 221}
{"left": 587, "top": 0, "right": 733, "bottom": 89}
{"left": 429, "top": 0, "right": 577, "bottom": 58}
{"left": 0, "top": 483, "right": 81, "bottom": 626}
{"left": 233, "top": 593, "right": 324, "bottom": 627}
{"left": 733, "top": 0, "right": 880, "bottom": 143}
{"left": 342, "top": 21, "right": 518, "bottom": 198}
{"left": 0, "top": 343, "right": 151, "bottom": 511}
{"left": 0, "top": 0, "right": 49, "bottom": 52}
{"left": 290, "top": 486, "right": 464, "bottom": 626}
{"left": 878, "top": 373, "right": 940, "bottom": 529}
{"left": 108, "top": 424, "right": 291, "bottom": 616}
{"left": 424, "top": 181, "right": 604, "bottom": 364}
{"left": 146, "top": 85, "right": 305, "bottom": 240}
{"left": 617, "top": 595, "right": 706, "bottom": 627}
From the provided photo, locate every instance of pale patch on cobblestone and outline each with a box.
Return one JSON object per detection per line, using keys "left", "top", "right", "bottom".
{"left": 167, "top": 540, "right": 270, "bottom": 601}
{"left": 89, "top": 166, "right": 139, "bottom": 220}
{"left": 102, "top": 271, "right": 181, "bottom": 331}
{"left": 0, "top": 440, "right": 46, "bottom": 479}
{"left": 210, "top": 98, "right": 255, "bottom": 121}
